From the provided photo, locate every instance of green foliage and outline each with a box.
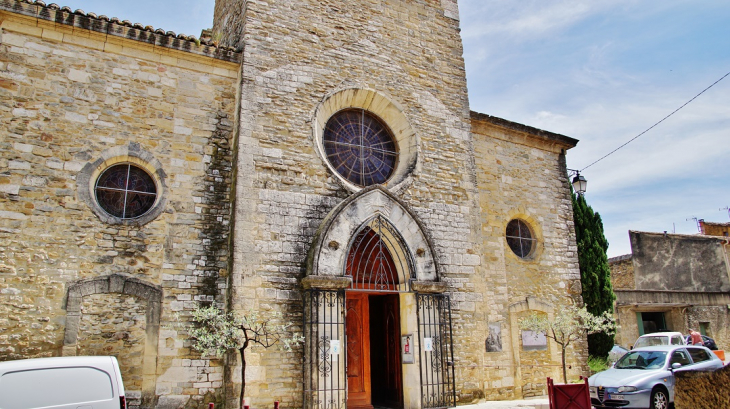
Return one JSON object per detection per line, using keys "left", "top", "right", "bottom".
{"left": 587, "top": 355, "right": 609, "bottom": 373}
{"left": 185, "top": 305, "right": 304, "bottom": 409}
{"left": 519, "top": 305, "right": 616, "bottom": 383}
{"left": 188, "top": 306, "right": 240, "bottom": 357}
{"left": 188, "top": 305, "right": 304, "bottom": 355}
{"left": 572, "top": 192, "right": 616, "bottom": 358}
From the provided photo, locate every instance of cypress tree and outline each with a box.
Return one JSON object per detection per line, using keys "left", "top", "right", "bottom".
{"left": 572, "top": 192, "right": 616, "bottom": 358}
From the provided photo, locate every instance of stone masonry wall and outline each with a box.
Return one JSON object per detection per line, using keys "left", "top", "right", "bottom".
{"left": 217, "top": 0, "right": 481, "bottom": 407}
{"left": 0, "top": 10, "right": 239, "bottom": 408}
{"left": 674, "top": 363, "right": 730, "bottom": 409}
{"left": 687, "top": 306, "right": 730, "bottom": 351}
{"left": 608, "top": 255, "right": 635, "bottom": 290}
{"left": 78, "top": 293, "right": 148, "bottom": 405}
{"left": 213, "top": 0, "right": 245, "bottom": 51}
{"left": 699, "top": 221, "right": 730, "bottom": 237}
{"left": 630, "top": 231, "right": 730, "bottom": 292}
{"left": 472, "top": 117, "right": 584, "bottom": 400}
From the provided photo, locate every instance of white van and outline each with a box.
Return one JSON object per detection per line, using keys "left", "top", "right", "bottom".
{"left": 633, "top": 331, "right": 686, "bottom": 349}
{"left": 0, "top": 356, "right": 126, "bottom": 409}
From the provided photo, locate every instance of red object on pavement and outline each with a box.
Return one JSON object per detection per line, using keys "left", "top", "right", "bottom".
{"left": 547, "top": 377, "right": 591, "bottom": 409}
{"left": 208, "top": 404, "right": 214, "bottom": 409}
{"left": 274, "top": 401, "right": 280, "bottom": 409}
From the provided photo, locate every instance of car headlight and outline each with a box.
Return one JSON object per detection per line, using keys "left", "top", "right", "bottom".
{"left": 618, "top": 386, "right": 638, "bottom": 393}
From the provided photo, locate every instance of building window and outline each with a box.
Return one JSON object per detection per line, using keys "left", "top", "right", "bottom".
{"left": 506, "top": 219, "right": 536, "bottom": 258}
{"left": 323, "top": 109, "right": 398, "bottom": 187}
{"left": 95, "top": 164, "right": 157, "bottom": 219}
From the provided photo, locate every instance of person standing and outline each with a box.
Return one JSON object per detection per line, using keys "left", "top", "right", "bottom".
{"left": 689, "top": 329, "right": 703, "bottom": 345}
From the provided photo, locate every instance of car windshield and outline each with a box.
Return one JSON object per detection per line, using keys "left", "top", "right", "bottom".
{"left": 615, "top": 351, "right": 668, "bottom": 370}
{"left": 634, "top": 336, "right": 669, "bottom": 349}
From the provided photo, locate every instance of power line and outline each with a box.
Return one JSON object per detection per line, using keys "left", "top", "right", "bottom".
{"left": 580, "top": 69, "right": 730, "bottom": 172}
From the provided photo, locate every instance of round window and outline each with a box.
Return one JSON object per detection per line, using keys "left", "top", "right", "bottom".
{"left": 95, "top": 163, "right": 157, "bottom": 219}
{"left": 323, "top": 109, "right": 398, "bottom": 187}
{"left": 506, "top": 219, "right": 536, "bottom": 259}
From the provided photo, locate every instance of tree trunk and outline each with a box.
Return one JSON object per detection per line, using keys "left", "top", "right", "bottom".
{"left": 561, "top": 346, "right": 567, "bottom": 384}
{"left": 239, "top": 347, "right": 247, "bottom": 409}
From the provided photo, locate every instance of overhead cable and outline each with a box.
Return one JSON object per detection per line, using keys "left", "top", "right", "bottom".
{"left": 581, "top": 69, "right": 730, "bottom": 172}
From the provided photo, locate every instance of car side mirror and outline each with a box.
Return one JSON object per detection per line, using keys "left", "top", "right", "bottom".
{"left": 671, "top": 363, "right": 682, "bottom": 370}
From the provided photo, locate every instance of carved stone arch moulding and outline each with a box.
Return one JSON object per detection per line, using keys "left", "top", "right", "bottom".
{"left": 304, "top": 186, "right": 443, "bottom": 292}
{"left": 63, "top": 274, "right": 162, "bottom": 404}
{"left": 311, "top": 87, "right": 420, "bottom": 194}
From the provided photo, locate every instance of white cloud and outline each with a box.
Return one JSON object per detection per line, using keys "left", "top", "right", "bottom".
{"left": 461, "top": 0, "right": 730, "bottom": 258}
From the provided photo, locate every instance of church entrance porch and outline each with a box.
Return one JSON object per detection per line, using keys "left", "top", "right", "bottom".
{"left": 302, "top": 187, "right": 456, "bottom": 409}
{"left": 302, "top": 289, "right": 455, "bottom": 409}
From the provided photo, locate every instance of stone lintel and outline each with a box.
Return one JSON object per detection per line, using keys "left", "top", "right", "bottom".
{"left": 412, "top": 281, "right": 447, "bottom": 293}
{"left": 301, "top": 276, "right": 352, "bottom": 290}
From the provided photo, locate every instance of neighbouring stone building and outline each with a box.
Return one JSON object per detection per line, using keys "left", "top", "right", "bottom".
{"left": 609, "top": 229, "right": 730, "bottom": 351}
{"left": 699, "top": 220, "right": 730, "bottom": 237}
{"left": 0, "top": 1, "right": 587, "bottom": 408}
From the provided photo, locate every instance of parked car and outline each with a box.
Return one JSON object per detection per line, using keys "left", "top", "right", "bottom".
{"left": 607, "top": 344, "right": 630, "bottom": 364}
{"left": 0, "top": 356, "right": 126, "bottom": 409}
{"left": 589, "top": 345, "right": 723, "bottom": 409}
{"left": 633, "top": 331, "right": 686, "bottom": 349}
{"left": 684, "top": 334, "right": 718, "bottom": 350}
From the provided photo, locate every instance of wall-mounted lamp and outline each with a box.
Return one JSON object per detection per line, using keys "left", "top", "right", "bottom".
{"left": 568, "top": 169, "right": 587, "bottom": 196}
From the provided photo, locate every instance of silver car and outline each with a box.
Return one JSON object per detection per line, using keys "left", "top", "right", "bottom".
{"left": 588, "top": 345, "right": 723, "bottom": 409}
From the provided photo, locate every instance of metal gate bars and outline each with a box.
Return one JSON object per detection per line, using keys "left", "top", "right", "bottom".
{"left": 303, "top": 290, "right": 346, "bottom": 409}
{"left": 417, "top": 293, "right": 456, "bottom": 409}
{"left": 303, "top": 290, "right": 456, "bottom": 409}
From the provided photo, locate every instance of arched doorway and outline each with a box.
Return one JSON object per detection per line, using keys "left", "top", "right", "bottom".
{"left": 345, "top": 215, "right": 408, "bottom": 409}
{"left": 302, "top": 187, "right": 455, "bottom": 409}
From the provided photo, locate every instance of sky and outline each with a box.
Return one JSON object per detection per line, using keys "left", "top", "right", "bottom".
{"left": 57, "top": 0, "right": 730, "bottom": 257}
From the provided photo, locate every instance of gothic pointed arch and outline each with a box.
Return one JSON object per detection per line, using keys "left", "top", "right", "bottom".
{"left": 305, "top": 185, "right": 440, "bottom": 286}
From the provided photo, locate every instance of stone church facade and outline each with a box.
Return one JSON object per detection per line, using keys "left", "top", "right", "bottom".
{"left": 0, "top": 1, "right": 586, "bottom": 408}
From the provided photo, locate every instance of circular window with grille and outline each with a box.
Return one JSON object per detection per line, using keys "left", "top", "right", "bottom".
{"left": 77, "top": 145, "right": 167, "bottom": 226}
{"left": 95, "top": 163, "right": 157, "bottom": 219}
{"left": 312, "top": 88, "right": 419, "bottom": 193}
{"left": 323, "top": 109, "right": 398, "bottom": 187}
{"left": 506, "top": 219, "right": 536, "bottom": 259}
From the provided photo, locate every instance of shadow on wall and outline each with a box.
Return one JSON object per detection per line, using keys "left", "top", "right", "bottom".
{"left": 674, "top": 363, "right": 730, "bottom": 409}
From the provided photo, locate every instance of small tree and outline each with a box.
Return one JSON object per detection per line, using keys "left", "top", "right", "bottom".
{"left": 518, "top": 305, "right": 616, "bottom": 383}
{"left": 186, "top": 305, "right": 304, "bottom": 409}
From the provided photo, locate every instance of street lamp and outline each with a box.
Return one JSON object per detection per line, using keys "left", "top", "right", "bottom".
{"left": 568, "top": 169, "right": 587, "bottom": 195}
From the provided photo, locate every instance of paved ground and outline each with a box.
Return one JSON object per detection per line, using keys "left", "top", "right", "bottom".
{"left": 458, "top": 397, "right": 550, "bottom": 409}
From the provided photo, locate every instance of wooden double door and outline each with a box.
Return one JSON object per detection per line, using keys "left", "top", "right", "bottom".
{"left": 346, "top": 293, "right": 403, "bottom": 409}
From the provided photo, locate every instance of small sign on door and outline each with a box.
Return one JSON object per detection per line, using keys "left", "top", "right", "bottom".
{"left": 330, "top": 339, "right": 340, "bottom": 361}
{"left": 423, "top": 337, "right": 434, "bottom": 352}
{"left": 401, "top": 334, "right": 414, "bottom": 364}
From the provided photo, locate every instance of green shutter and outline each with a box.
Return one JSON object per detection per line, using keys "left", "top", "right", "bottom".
{"left": 636, "top": 312, "right": 645, "bottom": 336}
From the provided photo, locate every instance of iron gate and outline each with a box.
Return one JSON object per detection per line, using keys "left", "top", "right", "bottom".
{"left": 417, "top": 293, "right": 456, "bottom": 408}
{"left": 303, "top": 289, "right": 346, "bottom": 409}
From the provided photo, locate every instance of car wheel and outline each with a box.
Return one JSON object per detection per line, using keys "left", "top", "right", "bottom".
{"left": 650, "top": 387, "right": 669, "bottom": 409}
